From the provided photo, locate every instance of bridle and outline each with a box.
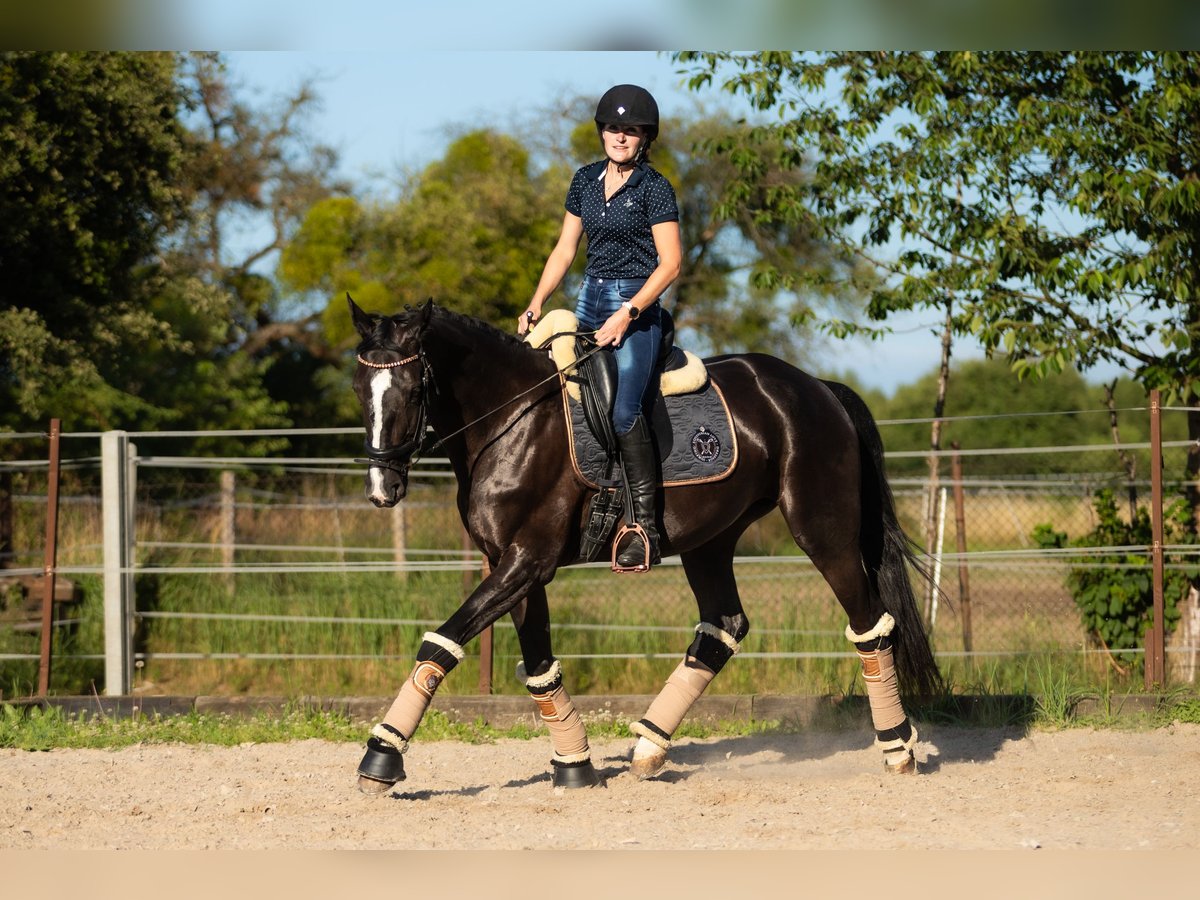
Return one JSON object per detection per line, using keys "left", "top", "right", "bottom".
{"left": 356, "top": 350, "right": 433, "bottom": 475}
{"left": 355, "top": 329, "right": 607, "bottom": 476}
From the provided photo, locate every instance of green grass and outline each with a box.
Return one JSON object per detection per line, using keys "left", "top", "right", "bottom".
{"left": 0, "top": 701, "right": 777, "bottom": 752}
{"left": 5, "top": 690, "right": 1199, "bottom": 751}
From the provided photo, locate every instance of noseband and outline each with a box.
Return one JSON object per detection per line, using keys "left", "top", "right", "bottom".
{"left": 357, "top": 350, "right": 433, "bottom": 474}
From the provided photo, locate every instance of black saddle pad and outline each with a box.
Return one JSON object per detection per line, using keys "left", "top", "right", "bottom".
{"left": 563, "top": 377, "right": 738, "bottom": 488}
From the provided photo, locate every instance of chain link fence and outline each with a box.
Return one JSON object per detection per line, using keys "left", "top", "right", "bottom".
{"left": 2, "top": 410, "right": 1198, "bottom": 698}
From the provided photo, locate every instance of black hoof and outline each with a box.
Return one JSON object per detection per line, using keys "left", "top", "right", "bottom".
{"left": 357, "top": 736, "right": 406, "bottom": 787}
{"left": 551, "top": 758, "right": 602, "bottom": 789}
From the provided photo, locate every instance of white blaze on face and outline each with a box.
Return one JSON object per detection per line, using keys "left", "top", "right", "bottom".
{"left": 368, "top": 369, "right": 394, "bottom": 502}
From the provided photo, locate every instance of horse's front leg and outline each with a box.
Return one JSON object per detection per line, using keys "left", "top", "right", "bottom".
{"left": 510, "top": 585, "right": 601, "bottom": 789}
{"left": 355, "top": 546, "right": 556, "bottom": 794}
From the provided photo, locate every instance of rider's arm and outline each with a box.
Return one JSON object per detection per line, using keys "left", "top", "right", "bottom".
{"left": 520, "top": 212, "right": 584, "bottom": 334}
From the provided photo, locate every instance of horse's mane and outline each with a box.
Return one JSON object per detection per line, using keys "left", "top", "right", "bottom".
{"left": 358, "top": 302, "right": 527, "bottom": 354}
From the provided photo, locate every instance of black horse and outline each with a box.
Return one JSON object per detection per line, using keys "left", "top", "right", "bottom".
{"left": 348, "top": 296, "right": 941, "bottom": 793}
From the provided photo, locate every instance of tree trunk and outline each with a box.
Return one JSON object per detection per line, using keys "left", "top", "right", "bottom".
{"left": 1187, "top": 386, "right": 1200, "bottom": 535}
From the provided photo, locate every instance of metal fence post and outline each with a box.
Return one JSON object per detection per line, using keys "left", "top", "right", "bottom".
{"left": 950, "top": 443, "right": 974, "bottom": 655}
{"left": 102, "top": 430, "right": 134, "bottom": 695}
{"left": 37, "top": 419, "right": 62, "bottom": 696}
{"left": 1146, "top": 390, "right": 1166, "bottom": 688}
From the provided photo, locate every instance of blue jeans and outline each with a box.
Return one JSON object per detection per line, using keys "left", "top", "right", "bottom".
{"left": 575, "top": 275, "right": 661, "bottom": 434}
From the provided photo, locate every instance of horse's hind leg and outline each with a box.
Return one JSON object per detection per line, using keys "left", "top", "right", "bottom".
{"left": 782, "top": 499, "right": 920, "bottom": 774}
{"left": 629, "top": 535, "right": 749, "bottom": 779}
{"left": 511, "top": 585, "right": 601, "bottom": 788}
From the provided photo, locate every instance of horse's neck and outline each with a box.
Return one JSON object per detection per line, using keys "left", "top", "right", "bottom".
{"left": 425, "top": 316, "right": 554, "bottom": 453}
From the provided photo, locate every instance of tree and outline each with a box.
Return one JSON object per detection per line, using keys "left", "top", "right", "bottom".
{"left": 170, "top": 53, "right": 351, "bottom": 434}
{"left": 0, "top": 51, "right": 191, "bottom": 429}
{"left": 677, "top": 51, "right": 1200, "bottom": 487}
{"left": 0, "top": 51, "right": 332, "bottom": 445}
{"left": 281, "top": 129, "right": 562, "bottom": 344}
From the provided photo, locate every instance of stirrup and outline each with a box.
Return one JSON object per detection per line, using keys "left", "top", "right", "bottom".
{"left": 612, "top": 523, "right": 654, "bottom": 573}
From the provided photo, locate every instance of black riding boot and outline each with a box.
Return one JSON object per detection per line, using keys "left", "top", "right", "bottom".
{"left": 615, "top": 415, "right": 661, "bottom": 570}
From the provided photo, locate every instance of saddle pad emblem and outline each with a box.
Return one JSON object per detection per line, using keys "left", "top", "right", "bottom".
{"left": 691, "top": 426, "right": 721, "bottom": 462}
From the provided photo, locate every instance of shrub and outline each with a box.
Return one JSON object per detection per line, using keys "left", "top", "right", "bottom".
{"left": 1032, "top": 488, "right": 1195, "bottom": 673}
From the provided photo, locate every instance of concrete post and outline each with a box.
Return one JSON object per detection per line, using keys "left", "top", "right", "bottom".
{"left": 102, "top": 431, "right": 134, "bottom": 696}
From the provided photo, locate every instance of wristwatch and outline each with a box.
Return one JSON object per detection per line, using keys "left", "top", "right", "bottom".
{"left": 621, "top": 301, "right": 640, "bottom": 320}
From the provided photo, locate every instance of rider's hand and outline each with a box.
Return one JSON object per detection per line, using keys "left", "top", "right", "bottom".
{"left": 517, "top": 306, "right": 539, "bottom": 337}
{"left": 594, "top": 308, "right": 632, "bottom": 348}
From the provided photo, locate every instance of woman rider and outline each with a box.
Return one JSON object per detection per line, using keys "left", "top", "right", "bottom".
{"left": 519, "top": 84, "right": 682, "bottom": 571}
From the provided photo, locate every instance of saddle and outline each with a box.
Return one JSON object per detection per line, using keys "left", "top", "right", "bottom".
{"left": 526, "top": 310, "right": 738, "bottom": 562}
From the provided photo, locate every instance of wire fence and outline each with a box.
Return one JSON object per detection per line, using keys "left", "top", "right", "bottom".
{"left": 2, "top": 406, "right": 1199, "bottom": 698}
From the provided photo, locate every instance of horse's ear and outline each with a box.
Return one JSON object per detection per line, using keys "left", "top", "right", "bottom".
{"left": 418, "top": 298, "right": 435, "bottom": 332}
{"left": 348, "top": 293, "right": 373, "bottom": 340}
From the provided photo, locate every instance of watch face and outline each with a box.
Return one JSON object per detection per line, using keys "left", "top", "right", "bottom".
{"left": 625, "top": 302, "right": 639, "bottom": 319}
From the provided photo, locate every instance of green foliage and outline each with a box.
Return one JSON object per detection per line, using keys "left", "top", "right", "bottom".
{"left": 0, "top": 52, "right": 318, "bottom": 440}
{"left": 282, "top": 130, "right": 561, "bottom": 331}
{"left": 0, "top": 51, "right": 191, "bottom": 430}
{"left": 1033, "top": 488, "right": 1194, "bottom": 671}
{"left": 676, "top": 51, "right": 1200, "bottom": 400}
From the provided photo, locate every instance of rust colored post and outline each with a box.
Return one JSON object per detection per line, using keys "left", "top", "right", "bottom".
{"left": 478, "top": 558, "right": 493, "bottom": 695}
{"left": 1146, "top": 390, "right": 1166, "bottom": 688}
{"left": 460, "top": 525, "right": 494, "bottom": 694}
{"left": 37, "top": 419, "right": 62, "bottom": 697}
{"left": 950, "top": 443, "right": 974, "bottom": 655}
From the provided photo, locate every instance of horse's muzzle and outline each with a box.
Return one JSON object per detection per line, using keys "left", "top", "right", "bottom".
{"left": 366, "top": 465, "right": 408, "bottom": 507}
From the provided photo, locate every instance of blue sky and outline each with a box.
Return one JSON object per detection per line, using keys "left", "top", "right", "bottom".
{"left": 223, "top": 50, "right": 1130, "bottom": 396}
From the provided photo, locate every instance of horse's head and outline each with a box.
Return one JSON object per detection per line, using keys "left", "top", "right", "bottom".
{"left": 349, "top": 294, "right": 435, "bottom": 507}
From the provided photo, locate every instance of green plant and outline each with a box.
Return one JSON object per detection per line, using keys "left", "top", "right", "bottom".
{"left": 1033, "top": 489, "right": 1195, "bottom": 674}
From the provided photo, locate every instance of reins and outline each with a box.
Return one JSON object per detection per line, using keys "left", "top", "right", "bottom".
{"left": 357, "top": 329, "right": 604, "bottom": 470}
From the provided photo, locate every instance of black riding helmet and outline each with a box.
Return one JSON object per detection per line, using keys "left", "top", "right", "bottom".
{"left": 594, "top": 84, "right": 659, "bottom": 141}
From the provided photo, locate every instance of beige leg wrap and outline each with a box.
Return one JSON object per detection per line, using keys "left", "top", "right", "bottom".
{"left": 372, "top": 660, "right": 446, "bottom": 752}
{"left": 857, "top": 643, "right": 907, "bottom": 733}
{"left": 521, "top": 660, "right": 591, "bottom": 764}
{"left": 630, "top": 658, "right": 716, "bottom": 750}
{"left": 849, "top": 619, "right": 912, "bottom": 772}
{"left": 853, "top": 626, "right": 918, "bottom": 769}
{"left": 372, "top": 632, "right": 464, "bottom": 752}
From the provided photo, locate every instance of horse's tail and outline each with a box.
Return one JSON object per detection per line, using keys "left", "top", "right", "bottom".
{"left": 822, "top": 380, "right": 945, "bottom": 700}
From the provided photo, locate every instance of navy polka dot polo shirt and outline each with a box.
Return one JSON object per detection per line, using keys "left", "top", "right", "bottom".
{"left": 565, "top": 160, "right": 679, "bottom": 279}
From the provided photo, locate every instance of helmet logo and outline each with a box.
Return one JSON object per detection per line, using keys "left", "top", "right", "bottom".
{"left": 617, "top": 105, "right": 626, "bottom": 115}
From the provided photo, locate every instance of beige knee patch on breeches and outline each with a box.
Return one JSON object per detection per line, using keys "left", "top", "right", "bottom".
{"left": 521, "top": 660, "right": 590, "bottom": 764}
{"left": 631, "top": 658, "right": 716, "bottom": 749}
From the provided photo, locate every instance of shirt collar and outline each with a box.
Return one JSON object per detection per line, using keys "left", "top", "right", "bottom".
{"left": 595, "top": 160, "right": 648, "bottom": 188}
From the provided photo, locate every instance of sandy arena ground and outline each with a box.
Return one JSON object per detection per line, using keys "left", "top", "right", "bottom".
{"left": 3, "top": 723, "right": 1199, "bottom": 851}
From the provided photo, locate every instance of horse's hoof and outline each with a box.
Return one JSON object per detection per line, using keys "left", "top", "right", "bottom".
{"left": 551, "top": 758, "right": 602, "bottom": 789}
{"left": 356, "top": 736, "right": 406, "bottom": 792}
{"left": 884, "top": 755, "right": 918, "bottom": 775}
{"left": 629, "top": 738, "right": 668, "bottom": 780}
{"left": 357, "top": 775, "right": 396, "bottom": 796}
